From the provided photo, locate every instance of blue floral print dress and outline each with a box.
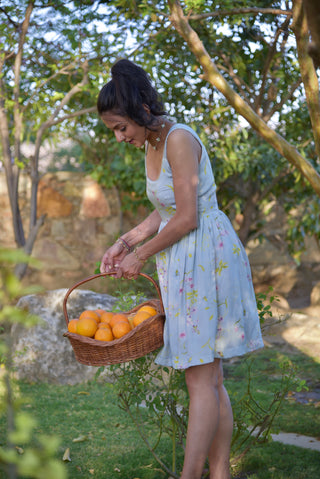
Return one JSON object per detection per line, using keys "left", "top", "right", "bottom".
{"left": 146, "top": 124, "right": 264, "bottom": 370}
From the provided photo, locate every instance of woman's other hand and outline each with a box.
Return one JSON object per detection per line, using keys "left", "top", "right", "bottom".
{"left": 100, "top": 241, "right": 128, "bottom": 274}
{"left": 115, "top": 250, "right": 145, "bottom": 280}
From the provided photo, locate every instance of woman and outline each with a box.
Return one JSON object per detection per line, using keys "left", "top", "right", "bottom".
{"left": 98, "top": 58, "right": 264, "bottom": 479}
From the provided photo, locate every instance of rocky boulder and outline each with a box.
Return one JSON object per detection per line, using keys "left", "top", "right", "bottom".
{"left": 12, "top": 288, "right": 116, "bottom": 385}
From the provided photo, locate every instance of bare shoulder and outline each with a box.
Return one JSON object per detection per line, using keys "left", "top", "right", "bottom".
{"left": 167, "top": 127, "right": 197, "bottom": 148}
{"left": 166, "top": 127, "right": 201, "bottom": 159}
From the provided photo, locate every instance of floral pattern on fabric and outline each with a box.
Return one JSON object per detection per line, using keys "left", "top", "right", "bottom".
{"left": 146, "top": 124, "right": 264, "bottom": 370}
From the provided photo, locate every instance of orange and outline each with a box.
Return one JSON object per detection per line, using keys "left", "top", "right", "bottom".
{"left": 98, "top": 321, "right": 112, "bottom": 329}
{"left": 79, "top": 310, "right": 100, "bottom": 323}
{"left": 94, "top": 327, "right": 114, "bottom": 341}
{"left": 128, "top": 316, "right": 135, "bottom": 330}
{"left": 137, "top": 305, "right": 158, "bottom": 317}
{"left": 133, "top": 310, "right": 151, "bottom": 328}
{"left": 76, "top": 317, "right": 98, "bottom": 337}
{"left": 68, "top": 318, "right": 78, "bottom": 333}
{"left": 100, "top": 311, "right": 114, "bottom": 325}
{"left": 95, "top": 308, "right": 106, "bottom": 317}
{"left": 112, "top": 321, "right": 131, "bottom": 339}
{"left": 109, "top": 313, "right": 129, "bottom": 329}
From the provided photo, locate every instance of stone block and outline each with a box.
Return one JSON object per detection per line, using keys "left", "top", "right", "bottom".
{"left": 37, "top": 180, "right": 73, "bottom": 217}
{"left": 73, "top": 217, "right": 96, "bottom": 243}
{"left": 12, "top": 289, "right": 116, "bottom": 384}
{"left": 80, "top": 181, "right": 110, "bottom": 218}
{"left": 63, "top": 180, "right": 83, "bottom": 198}
{"left": 32, "top": 238, "right": 79, "bottom": 270}
{"left": 50, "top": 219, "right": 68, "bottom": 239}
{"left": 246, "top": 238, "right": 292, "bottom": 265}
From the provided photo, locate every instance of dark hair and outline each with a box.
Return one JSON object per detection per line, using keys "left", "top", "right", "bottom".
{"left": 97, "top": 59, "right": 167, "bottom": 127}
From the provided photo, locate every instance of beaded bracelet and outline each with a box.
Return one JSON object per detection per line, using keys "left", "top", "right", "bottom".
{"left": 133, "top": 247, "right": 146, "bottom": 265}
{"left": 116, "top": 237, "right": 132, "bottom": 252}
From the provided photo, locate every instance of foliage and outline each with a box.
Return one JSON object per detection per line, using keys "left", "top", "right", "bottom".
{"left": 75, "top": 0, "right": 319, "bottom": 255}
{"left": 93, "top": 285, "right": 306, "bottom": 478}
{"left": 0, "top": 248, "right": 67, "bottom": 479}
{"left": 81, "top": 127, "right": 151, "bottom": 212}
{"left": 229, "top": 355, "right": 308, "bottom": 463}
{"left": 1, "top": 369, "right": 319, "bottom": 479}
{"left": 0, "top": 0, "right": 114, "bottom": 275}
{"left": 2, "top": 0, "right": 319, "bottom": 276}
{"left": 107, "top": 354, "right": 186, "bottom": 479}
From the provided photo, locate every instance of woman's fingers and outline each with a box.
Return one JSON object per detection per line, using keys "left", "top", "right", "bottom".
{"left": 100, "top": 242, "right": 126, "bottom": 273}
{"left": 100, "top": 254, "right": 115, "bottom": 273}
{"left": 100, "top": 248, "right": 141, "bottom": 278}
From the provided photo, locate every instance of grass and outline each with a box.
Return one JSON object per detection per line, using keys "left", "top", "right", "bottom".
{"left": 224, "top": 348, "right": 320, "bottom": 438}
{"left": 0, "top": 347, "right": 320, "bottom": 478}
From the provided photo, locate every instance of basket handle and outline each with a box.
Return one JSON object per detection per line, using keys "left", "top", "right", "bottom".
{"left": 63, "top": 272, "right": 164, "bottom": 326}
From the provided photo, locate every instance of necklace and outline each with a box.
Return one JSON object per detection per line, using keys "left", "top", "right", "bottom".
{"left": 149, "top": 122, "right": 165, "bottom": 150}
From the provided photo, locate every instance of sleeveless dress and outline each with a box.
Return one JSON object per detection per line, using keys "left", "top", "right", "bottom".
{"left": 146, "top": 124, "right": 264, "bottom": 370}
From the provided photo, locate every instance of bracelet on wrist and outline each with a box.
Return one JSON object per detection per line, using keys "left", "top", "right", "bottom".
{"left": 116, "top": 237, "right": 132, "bottom": 252}
{"left": 133, "top": 247, "right": 146, "bottom": 265}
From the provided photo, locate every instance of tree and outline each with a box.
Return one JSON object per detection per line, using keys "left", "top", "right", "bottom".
{"left": 167, "top": 0, "right": 320, "bottom": 190}
{"left": 2, "top": 0, "right": 320, "bottom": 276}
{"left": 72, "top": 0, "right": 320, "bottom": 256}
{"left": 0, "top": 1, "right": 108, "bottom": 277}
{"left": 166, "top": 0, "right": 320, "bottom": 252}
{"left": 92, "top": 0, "right": 319, "bottom": 254}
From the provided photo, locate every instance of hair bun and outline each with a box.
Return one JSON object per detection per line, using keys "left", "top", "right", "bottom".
{"left": 97, "top": 59, "right": 166, "bottom": 123}
{"left": 111, "top": 59, "right": 133, "bottom": 81}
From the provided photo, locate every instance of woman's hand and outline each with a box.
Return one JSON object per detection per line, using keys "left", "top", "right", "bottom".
{"left": 100, "top": 241, "right": 128, "bottom": 274}
{"left": 115, "top": 249, "right": 145, "bottom": 280}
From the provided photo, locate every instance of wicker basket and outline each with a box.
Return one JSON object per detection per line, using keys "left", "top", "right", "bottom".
{"left": 63, "top": 272, "right": 165, "bottom": 366}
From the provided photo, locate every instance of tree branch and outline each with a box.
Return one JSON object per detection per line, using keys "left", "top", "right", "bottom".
{"left": 254, "top": 17, "right": 290, "bottom": 114}
{"left": 263, "top": 77, "right": 302, "bottom": 123}
{"left": 49, "top": 106, "right": 97, "bottom": 126}
{"left": 23, "top": 60, "right": 78, "bottom": 111}
{"left": 13, "top": 1, "right": 34, "bottom": 178}
{"left": 29, "top": 59, "right": 91, "bottom": 231}
{"left": 188, "top": 7, "right": 293, "bottom": 21}
{"left": 14, "top": 214, "right": 46, "bottom": 280}
{"left": 218, "top": 54, "right": 252, "bottom": 104}
{"left": 0, "top": 6, "right": 20, "bottom": 28}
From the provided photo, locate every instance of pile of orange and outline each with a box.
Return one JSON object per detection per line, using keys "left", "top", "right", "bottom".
{"left": 67, "top": 304, "right": 158, "bottom": 342}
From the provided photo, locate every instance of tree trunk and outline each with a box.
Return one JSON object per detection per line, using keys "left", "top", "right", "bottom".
{"left": 0, "top": 89, "right": 25, "bottom": 247}
{"left": 302, "top": 0, "right": 320, "bottom": 68}
{"left": 292, "top": 0, "right": 320, "bottom": 159}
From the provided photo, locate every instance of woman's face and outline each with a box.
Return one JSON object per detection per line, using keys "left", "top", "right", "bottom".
{"left": 101, "top": 112, "right": 146, "bottom": 148}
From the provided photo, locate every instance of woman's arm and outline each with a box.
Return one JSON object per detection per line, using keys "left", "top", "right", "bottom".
{"left": 100, "top": 209, "right": 161, "bottom": 273}
{"left": 120, "top": 209, "right": 162, "bottom": 248}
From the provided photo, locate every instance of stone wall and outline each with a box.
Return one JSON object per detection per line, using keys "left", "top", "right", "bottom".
{"left": 0, "top": 172, "right": 147, "bottom": 292}
{"left": 1, "top": 171, "right": 319, "bottom": 302}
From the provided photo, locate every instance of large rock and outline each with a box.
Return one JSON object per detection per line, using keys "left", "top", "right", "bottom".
{"left": 12, "top": 289, "right": 116, "bottom": 385}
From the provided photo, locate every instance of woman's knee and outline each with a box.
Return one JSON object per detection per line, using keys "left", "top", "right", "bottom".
{"left": 185, "top": 359, "right": 222, "bottom": 391}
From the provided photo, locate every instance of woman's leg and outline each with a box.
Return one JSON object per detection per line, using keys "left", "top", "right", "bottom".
{"left": 208, "top": 363, "right": 233, "bottom": 479}
{"left": 180, "top": 359, "right": 225, "bottom": 479}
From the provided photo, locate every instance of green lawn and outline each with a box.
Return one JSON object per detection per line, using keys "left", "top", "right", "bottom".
{"left": 1, "top": 347, "right": 319, "bottom": 479}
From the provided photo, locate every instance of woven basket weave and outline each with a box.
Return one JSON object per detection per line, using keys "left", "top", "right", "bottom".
{"left": 63, "top": 272, "right": 165, "bottom": 366}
